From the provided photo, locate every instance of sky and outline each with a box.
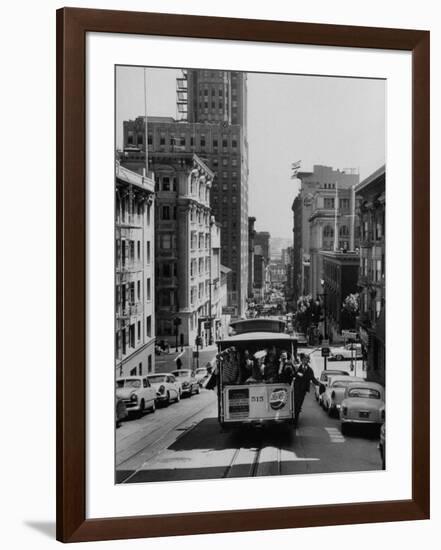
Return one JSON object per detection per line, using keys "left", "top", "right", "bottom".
{"left": 116, "top": 66, "right": 385, "bottom": 239}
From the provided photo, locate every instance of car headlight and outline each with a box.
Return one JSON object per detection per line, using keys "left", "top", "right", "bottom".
{"left": 182, "top": 381, "right": 189, "bottom": 387}
{"left": 158, "top": 385, "right": 165, "bottom": 394}
{"left": 131, "top": 394, "right": 138, "bottom": 401}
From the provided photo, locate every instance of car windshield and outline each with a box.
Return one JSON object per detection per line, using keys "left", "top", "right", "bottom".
{"left": 116, "top": 379, "right": 141, "bottom": 388}
{"left": 173, "top": 371, "right": 191, "bottom": 377}
{"left": 348, "top": 387, "right": 381, "bottom": 399}
{"left": 195, "top": 368, "right": 207, "bottom": 375}
{"left": 148, "top": 375, "right": 166, "bottom": 383}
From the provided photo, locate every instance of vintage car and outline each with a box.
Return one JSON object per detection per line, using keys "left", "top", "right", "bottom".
{"left": 321, "top": 375, "right": 364, "bottom": 416}
{"left": 115, "top": 395, "right": 128, "bottom": 428}
{"left": 170, "top": 369, "right": 200, "bottom": 397}
{"left": 340, "top": 381, "right": 385, "bottom": 433}
{"left": 315, "top": 369, "right": 350, "bottom": 404}
{"left": 147, "top": 373, "right": 181, "bottom": 405}
{"left": 116, "top": 376, "right": 156, "bottom": 417}
{"left": 329, "top": 343, "right": 363, "bottom": 361}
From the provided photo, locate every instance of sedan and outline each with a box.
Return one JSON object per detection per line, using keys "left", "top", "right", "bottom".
{"left": 147, "top": 373, "right": 181, "bottom": 405}
{"left": 315, "top": 369, "right": 350, "bottom": 404}
{"left": 171, "top": 369, "right": 200, "bottom": 397}
{"left": 321, "top": 375, "right": 364, "bottom": 416}
{"left": 116, "top": 376, "right": 156, "bottom": 417}
{"left": 340, "top": 381, "right": 385, "bottom": 434}
{"left": 329, "top": 343, "right": 363, "bottom": 361}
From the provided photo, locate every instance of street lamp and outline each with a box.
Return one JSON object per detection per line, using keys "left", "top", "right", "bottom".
{"left": 318, "top": 278, "right": 328, "bottom": 341}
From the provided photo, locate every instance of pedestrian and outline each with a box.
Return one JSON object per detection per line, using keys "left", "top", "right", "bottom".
{"left": 293, "top": 353, "right": 319, "bottom": 426}
{"left": 176, "top": 356, "right": 182, "bottom": 370}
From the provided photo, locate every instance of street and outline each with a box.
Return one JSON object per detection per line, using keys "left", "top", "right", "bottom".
{"left": 116, "top": 350, "right": 381, "bottom": 483}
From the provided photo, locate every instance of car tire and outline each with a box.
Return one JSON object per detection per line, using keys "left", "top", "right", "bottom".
{"left": 195, "top": 384, "right": 200, "bottom": 395}
{"left": 175, "top": 390, "right": 180, "bottom": 403}
{"left": 139, "top": 399, "right": 145, "bottom": 418}
{"left": 328, "top": 405, "right": 334, "bottom": 417}
{"left": 341, "top": 422, "right": 348, "bottom": 435}
{"left": 166, "top": 391, "right": 171, "bottom": 405}
{"left": 150, "top": 400, "right": 156, "bottom": 413}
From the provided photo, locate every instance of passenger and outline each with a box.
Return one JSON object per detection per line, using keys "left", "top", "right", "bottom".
{"left": 246, "top": 357, "right": 264, "bottom": 384}
{"left": 239, "top": 349, "right": 254, "bottom": 384}
{"left": 278, "top": 351, "right": 295, "bottom": 384}
{"left": 263, "top": 346, "right": 279, "bottom": 382}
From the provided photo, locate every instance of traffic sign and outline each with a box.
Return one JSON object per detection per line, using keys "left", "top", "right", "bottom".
{"left": 321, "top": 346, "right": 330, "bottom": 357}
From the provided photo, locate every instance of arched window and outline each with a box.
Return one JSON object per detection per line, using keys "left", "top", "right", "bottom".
{"left": 339, "top": 225, "right": 349, "bottom": 237}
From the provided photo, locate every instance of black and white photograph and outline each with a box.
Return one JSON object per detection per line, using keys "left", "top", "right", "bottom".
{"left": 114, "top": 66, "right": 386, "bottom": 484}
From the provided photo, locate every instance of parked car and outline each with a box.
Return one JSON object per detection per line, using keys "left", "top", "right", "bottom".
{"left": 329, "top": 343, "right": 363, "bottom": 361}
{"left": 379, "top": 422, "right": 386, "bottom": 469}
{"left": 171, "top": 369, "right": 200, "bottom": 397}
{"left": 116, "top": 376, "right": 156, "bottom": 417}
{"left": 194, "top": 367, "right": 210, "bottom": 387}
{"left": 340, "top": 381, "right": 385, "bottom": 434}
{"left": 147, "top": 373, "right": 181, "bottom": 405}
{"left": 115, "top": 395, "right": 128, "bottom": 428}
{"left": 315, "top": 369, "right": 350, "bottom": 404}
{"left": 321, "top": 375, "right": 364, "bottom": 416}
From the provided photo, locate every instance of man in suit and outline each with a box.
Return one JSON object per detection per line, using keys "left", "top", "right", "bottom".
{"left": 293, "top": 353, "right": 319, "bottom": 426}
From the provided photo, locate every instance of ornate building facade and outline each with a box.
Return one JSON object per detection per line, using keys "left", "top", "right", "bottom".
{"left": 115, "top": 161, "right": 155, "bottom": 378}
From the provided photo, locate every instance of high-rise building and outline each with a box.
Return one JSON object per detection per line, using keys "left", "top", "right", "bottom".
{"left": 115, "top": 161, "right": 156, "bottom": 378}
{"left": 292, "top": 165, "right": 360, "bottom": 301}
{"left": 248, "top": 217, "right": 256, "bottom": 298}
{"left": 254, "top": 232, "right": 271, "bottom": 264}
{"left": 123, "top": 68, "right": 249, "bottom": 318}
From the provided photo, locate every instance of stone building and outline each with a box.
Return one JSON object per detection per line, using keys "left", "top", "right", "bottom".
{"left": 115, "top": 161, "right": 155, "bottom": 378}
{"left": 292, "top": 165, "right": 359, "bottom": 302}
{"left": 123, "top": 72, "right": 249, "bottom": 318}
{"left": 152, "top": 152, "right": 215, "bottom": 348}
{"left": 355, "top": 165, "right": 386, "bottom": 386}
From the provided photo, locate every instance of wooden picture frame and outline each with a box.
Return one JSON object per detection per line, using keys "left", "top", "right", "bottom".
{"left": 56, "top": 7, "right": 430, "bottom": 542}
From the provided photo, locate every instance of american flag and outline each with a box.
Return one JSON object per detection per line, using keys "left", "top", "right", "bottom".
{"left": 291, "top": 160, "right": 301, "bottom": 179}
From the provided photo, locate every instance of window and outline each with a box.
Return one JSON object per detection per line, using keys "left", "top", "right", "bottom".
{"left": 161, "top": 234, "right": 171, "bottom": 249}
{"left": 129, "top": 240, "right": 135, "bottom": 260}
{"left": 200, "top": 135, "right": 206, "bottom": 147}
{"left": 137, "top": 240, "right": 140, "bottom": 259}
{"left": 324, "top": 197, "right": 335, "bottom": 209}
{"left": 163, "top": 263, "right": 171, "bottom": 277}
{"left": 162, "top": 177, "right": 170, "bottom": 191}
{"left": 148, "top": 355, "right": 152, "bottom": 373}
{"left": 232, "top": 139, "right": 237, "bottom": 148}
{"left": 137, "top": 321, "right": 141, "bottom": 340}
{"left": 222, "top": 138, "right": 228, "bottom": 147}
{"left": 137, "top": 280, "right": 140, "bottom": 300}
{"left": 162, "top": 206, "right": 170, "bottom": 220}
{"left": 146, "top": 278, "right": 151, "bottom": 301}
{"left": 146, "top": 315, "right": 152, "bottom": 337}
{"left": 180, "top": 135, "right": 185, "bottom": 146}
{"left": 339, "top": 225, "right": 349, "bottom": 237}
{"left": 137, "top": 133, "right": 143, "bottom": 145}
{"left": 129, "top": 324, "right": 135, "bottom": 348}
{"left": 213, "top": 138, "right": 218, "bottom": 147}
{"left": 160, "top": 135, "right": 165, "bottom": 145}
{"left": 148, "top": 134, "right": 152, "bottom": 145}
{"left": 340, "top": 198, "right": 350, "bottom": 210}
{"left": 146, "top": 241, "right": 151, "bottom": 263}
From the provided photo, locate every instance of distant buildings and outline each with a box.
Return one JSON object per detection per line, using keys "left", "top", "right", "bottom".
{"left": 355, "top": 166, "right": 386, "bottom": 386}
{"left": 115, "top": 161, "right": 155, "bottom": 378}
{"left": 248, "top": 217, "right": 256, "bottom": 299}
{"left": 255, "top": 231, "right": 271, "bottom": 264}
